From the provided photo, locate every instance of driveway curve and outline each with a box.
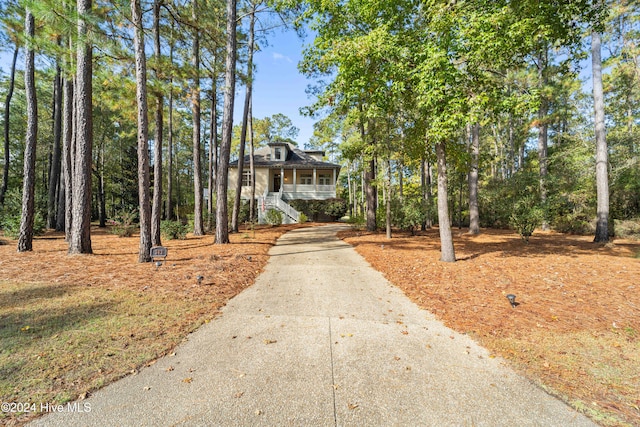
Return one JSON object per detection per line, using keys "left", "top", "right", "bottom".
{"left": 32, "top": 225, "right": 595, "bottom": 426}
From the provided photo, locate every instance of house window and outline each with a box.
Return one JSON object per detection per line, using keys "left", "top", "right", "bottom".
{"left": 301, "top": 174, "right": 312, "bottom": 185}
{"left": 274, "top": 147, "right": 283, "bottom": 160}
{"left": 319, "top": 174, "right": 331, "bottom": 185}
{"left": 241, "top": 170, "right": 251, "bottom": 187}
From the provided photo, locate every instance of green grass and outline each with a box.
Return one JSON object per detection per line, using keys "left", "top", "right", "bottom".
{"left": 0, "top": 280, "right": 213, "bottom": 424}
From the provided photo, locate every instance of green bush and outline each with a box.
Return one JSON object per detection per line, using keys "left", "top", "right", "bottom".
{"left": 265, "top": 209, "right": 283, "bottom": 226}
{"left": 298, "top": 213, "right": 308, "bottom": 223}
{"left": 289, "top": 198, "right": 347, "bottom": 221}
{"left": 0, "top": 213, "right": 45, "bottom": 240}
{"left": 615, "top": 218, "right": 640, "bottom": 240}
{"left": 161, "top": 220, "right": 189, "bottom": 240}
{"left": 0, "top": 188, "right": 46, "bottom": 239}
{"left": 510, "top": 196, "right": 544, "bottom": 243}
{"left": 108, "top": 210, "right": 137, "bottom": 238}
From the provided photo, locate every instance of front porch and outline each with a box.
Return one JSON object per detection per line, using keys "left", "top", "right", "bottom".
{"left": 270, "top": 167, "right": 338, "bottom": 200}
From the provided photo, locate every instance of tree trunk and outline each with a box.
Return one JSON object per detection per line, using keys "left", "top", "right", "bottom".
{"left": 592, "top": 31, "right": 610, "bottom": 243}
{"left": 97, "top": 136, "right": 106, "bottom": 227}
{"left": 436, "top": 142, "right": 455, "bottom": 262}
{"left": 232, "top": 4, "right": 256, "bottom": 232}
{"left": 248, "top": 105, "right": 256, "bottom": 222}
{"left": 468, "top": 123, "right": 480, "bottom": 234}
{"left": 47, "top": 56, "right": 63, "bottom": 229}
{"left": 207, "top": 82, "right": 217, "bottom": 230}
{"left": 385, "top": 158, "right": 392, "bottom": 239}
{"left": 1, "top": 45, "right": 19, "bottom": 206}
{"left": 215, "top": 0, "right": 237, "bottom": 244}
{"left": 132, "top": 0, "right": 152, "bottom": 262}
{"left": 537, "top": 48, "right": 549, "bottom": 231}
{"left": 17, "top": 10, "right": 37, "bottom": 252}
{"left": 192, "top": 0, "right": 204, "bottom": 236}
{"left": 365, "top": 157, "right": 377, "bottom": 231}
{"left": 166, "top": 24, "right": 174, "bottom": 221}
{"left": 151, "top": 0, "right": 163, "bottom": 246}
{"left": 69, "top": 0, "right": 93, "bottom": 255}
{"left": 62, "top": 47, "right": 74, "bottom": 240}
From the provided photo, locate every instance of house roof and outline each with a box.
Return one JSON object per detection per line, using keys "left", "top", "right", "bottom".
{"left": 230, "top": 143, "right": 341, "bottom": 170}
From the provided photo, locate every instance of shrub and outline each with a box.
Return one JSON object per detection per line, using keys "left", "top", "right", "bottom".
{"left": 108, "top": 210, "right": 137, "bottom": 238}
{"left": 161, "top": 220, "right": 189, "bottom": 240}
{"left": 0, "top": 188, "right": 46, "bottom": 239}
{"left": 510, "top": 196, "right": 544, "bottom": 243}
{"left": 265, "top": 209, "right": 283, "bottom": 226}
{"left": 298, "top": 213, "right": 308, "bottom": 223}
{"left": 615, "top": 218, "right": 640, "bottom": 240}
{"left": 0, "top": 213, "right": 45, "bottom": 240}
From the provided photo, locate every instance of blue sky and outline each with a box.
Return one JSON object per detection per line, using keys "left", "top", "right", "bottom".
{"left": 0, "top": 23, "right": 320, "bottom": 147}
{"left": 235, "top": 25, "right": 319, "bottom": 147}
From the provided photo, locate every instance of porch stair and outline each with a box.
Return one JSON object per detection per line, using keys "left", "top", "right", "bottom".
{"left": 260, "top": 192, "right": 300, "bottom": 224}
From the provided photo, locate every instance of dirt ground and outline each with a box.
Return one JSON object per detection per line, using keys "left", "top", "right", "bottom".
{"left": 1, "top": 224, "right": 639, "bottom": 426}
{"left": 339, "top": 227, "right": 640, "bottom": 426}
{"left": 0, "top": 225, "right": 300, "bottom": 306}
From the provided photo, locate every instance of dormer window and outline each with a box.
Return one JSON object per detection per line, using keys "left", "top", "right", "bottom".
{"left": 275, "top": 147, "right": 283, "bottom": 160}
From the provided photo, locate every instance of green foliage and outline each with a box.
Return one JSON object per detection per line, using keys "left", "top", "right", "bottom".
{"left": 264, "top": 209, "right": 283, "bottom": 226}
{"left": 108, "top": 210, "right": 137, "bottom": 238}
{"left": 614, "top": 219, "right": 640, "bottom": 240}
{"left": 160, "top": 221, "right": 188, "bottom": 240}
{"left": 298, "top": 213, "right": 308, "bottom": 223}
{"left": 0, "top": 189, "right": 45, "bottom": 239}
{"left": 396, "top": 197, "right": 429, "bottom": 235}
{"left": 289, "top": 198, "right": 347, "bottom": 221}
{"left": 510, "top": 196, "right": 544, "bottom": 243}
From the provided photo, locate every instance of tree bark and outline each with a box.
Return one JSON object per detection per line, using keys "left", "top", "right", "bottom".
{"left": 385, "top": 158, "right": 392, "bottom": 239}
{"left": 192, "top": 0, "right": 204, "bottom": 236}
{"left": 207, "top": 82, "right": 217, "bottom": 230}
{"left": 232, "top": 3, "right": 256, "bottom": 232}
{"left": 249, "top": 101, "right": 255, "bottom": 223}
{"left": 537, "top": 48, "right": 549, "bottom": 231}
{"left": 47, "top": 59, "right": 63, "bottom": 229}
{"left": 215, "top": 0, "right": 237, "bottom": 244}
{"left": 592, "top": 31, "right": 610, "bottom": 243}
{"left": 166, "top": 23, "right": 175, "bottom": 221}
{"left": 132, "top": 0, "right": 152, "bottom": 262}
{"left": 69, "top": 0, "right": 93, "bottom": 255}
{"left": 151, "top": 0, "right": 163, "bottom": 246}
{"left": 468, "top": 123, "right": 480, "bottom": 234}
{"left": 62, "top": 44, "right": 74, "bottom": 240}
{"left": 436, "top": 142, "right": 455, "bottom": 262}
{"left": 17, "top": 10, "right": 37, "bottom": 252}
{"left": 1, "top": 45, "right": 19, "bottom": 206}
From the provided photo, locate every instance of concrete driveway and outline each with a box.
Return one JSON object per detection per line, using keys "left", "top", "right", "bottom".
{"left": 32, "top": 225, "right": 595, "bottom": 426}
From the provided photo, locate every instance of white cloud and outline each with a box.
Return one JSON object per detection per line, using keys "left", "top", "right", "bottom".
{"left": 272, "top": 52, "right": 293, "bottom": 63}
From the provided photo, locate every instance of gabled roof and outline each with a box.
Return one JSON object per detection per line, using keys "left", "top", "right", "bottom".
{"left": 230, "top": 142, "right": 341, "bottom": 170}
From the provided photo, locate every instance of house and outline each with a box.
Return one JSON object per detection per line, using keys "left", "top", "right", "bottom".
{"left": 228, "top": 141, "right": 342, "bottom": 223}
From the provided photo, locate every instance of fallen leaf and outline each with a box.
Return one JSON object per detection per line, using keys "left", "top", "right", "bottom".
{"left": 144, "top": 386, "right": 151, "bottom": 391}
{"left": 166, "top": 366, "right": 174, "bottom": 372}
{"left": 233, "top": 392, "right": 244, "bottom": 398}
{"left": 348, "top": 403, "right": 359, "bottom": 410}
{"left": 183, "top": 377, "right": 193, "bottom": 383}
{"left": 263, "top": 339, "right": 277, "bottom": 344}
{"left": 401, "top": 330, "right": 409, "bottom": 335}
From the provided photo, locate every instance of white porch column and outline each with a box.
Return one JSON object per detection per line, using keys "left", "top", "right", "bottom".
{"left": 333, "top": 169, "right": 337, "bottom": 196}
{"left": 293, "top": 168, "right": 297, "bottom": 195}
{"left": 313, "top": 168, "right": 317, "bottom": 192}
{"left": 280, "top": 166, "right": 284, "bottom": 194}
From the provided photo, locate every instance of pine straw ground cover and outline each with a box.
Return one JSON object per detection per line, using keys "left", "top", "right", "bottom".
{"left": 338, "top": 227, "right": 640, "bottom": 427}
{"left": 0, "top": 224, "right": 302, "bottom": 426}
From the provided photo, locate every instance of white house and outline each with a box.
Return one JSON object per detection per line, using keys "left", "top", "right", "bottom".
{"left": 228, "top": 141, "right": 341, "bottom": 223}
